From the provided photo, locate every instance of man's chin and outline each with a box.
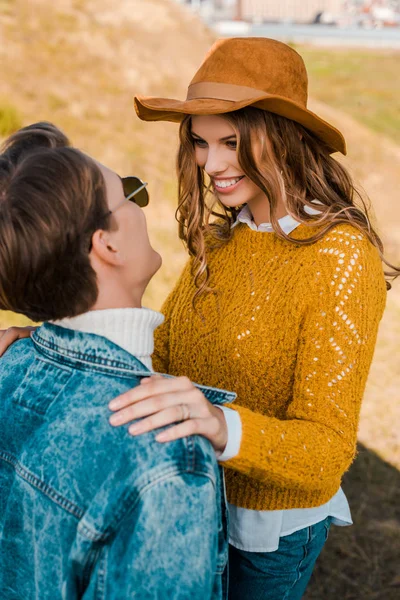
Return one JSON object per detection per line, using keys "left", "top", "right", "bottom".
{"left": 147, "top": 252, "right": 162, "bottom": 282}
{"left": 154, "top": 251, "right": 162, "bottom": 273}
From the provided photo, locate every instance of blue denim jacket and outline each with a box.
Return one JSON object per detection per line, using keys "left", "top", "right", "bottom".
{"left": 0, "top": 323, "right": 235, "bottom": 599}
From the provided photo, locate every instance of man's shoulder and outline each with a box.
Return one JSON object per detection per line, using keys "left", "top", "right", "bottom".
{"left": 0, "top": 335, "right": 35, "bottom": 368}
{"left": 46, "top": 366, "right": 218, "bottom": 537}
{"left": 77, "top": 433, "right": 219, "bottom": 546}
{"left": 55, "top": 368, "right": 218, "bottom": 489}
{"left": 0, "top": 344, "right": 217, "bottom": 511}
{"left": 0, "top": 336, "right": 144, "bottom": 422}
{"left": 0, "top": 337, "right": 36, "bottom": 397}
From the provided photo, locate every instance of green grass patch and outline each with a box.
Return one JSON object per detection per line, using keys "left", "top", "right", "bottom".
{"left": 0, "top": 102, "right": 22, "bottom": 136}
{"left": 299, "top": 47, "right": 400, "bottom": 144}
{"left": 0, "top": 0, "right": 15, "bottom": 16}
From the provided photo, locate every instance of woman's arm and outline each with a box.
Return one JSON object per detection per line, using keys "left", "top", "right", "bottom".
{"left": 152, "top": 295, "right": 173, "bottom": 374}
{"left": 152, "top": 260, "right": 192, "bottom": 374}
{"left": 109, "top": 374, "right": 229, "bottom": 453}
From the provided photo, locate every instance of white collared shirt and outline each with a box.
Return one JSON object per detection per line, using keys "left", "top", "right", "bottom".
{"left": 231, "top": 203, "right": 322, "bottom": 233}
{"left": 217, "top": 205, "right": 352, "bottom": 552}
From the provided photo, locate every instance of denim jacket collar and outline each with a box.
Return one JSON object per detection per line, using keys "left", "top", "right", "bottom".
{"left": 32, "top": 323, "right": 236, "bottom": 406}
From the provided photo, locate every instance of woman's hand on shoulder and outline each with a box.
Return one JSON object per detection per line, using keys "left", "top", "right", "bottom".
{"left": 0, "top": 326, "right": 37, "bottom": 356}
{"left": 109, "top": 375, "right": 228, "bottom": 453}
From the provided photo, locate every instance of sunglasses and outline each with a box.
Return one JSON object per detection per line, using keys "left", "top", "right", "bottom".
{"left": 100, "top": 176, "right": 149, "bottom": 219}
{"left": 89, "top": 176, "right": 149, "bottom": 251}
{"left": 120, "top": 176, "right": 149, "bottom": 208}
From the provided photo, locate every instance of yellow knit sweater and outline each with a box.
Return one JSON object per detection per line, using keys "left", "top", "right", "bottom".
{"left": 153, "top": 222, "right": 386, "bottom": 510}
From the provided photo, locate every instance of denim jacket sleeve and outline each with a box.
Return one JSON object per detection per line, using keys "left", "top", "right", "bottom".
{"left": 87, "top": 472, "right": 219, "bottom": 599}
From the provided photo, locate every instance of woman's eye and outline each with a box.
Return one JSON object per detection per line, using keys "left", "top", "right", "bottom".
{"left": 193, "top": 139, "right": 208, "bottom": 148}
{"left": 227, "top": 141, "right": 237, "bottom": 149}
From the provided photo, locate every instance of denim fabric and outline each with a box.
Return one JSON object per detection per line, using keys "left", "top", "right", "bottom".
{"left": 0, "top": 323, "right": 235, "bottom": 600}
{"left": 228, "top": 517, "right": 331, "bottom": 600}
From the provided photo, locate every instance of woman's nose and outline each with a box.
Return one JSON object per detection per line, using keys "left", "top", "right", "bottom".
{"left": 204, "top": 148, "right": 228, "bottom": 177}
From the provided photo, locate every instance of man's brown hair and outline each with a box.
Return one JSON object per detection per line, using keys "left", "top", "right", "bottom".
{"left": 0, "top": 123, "right": 111, "bottom": 322}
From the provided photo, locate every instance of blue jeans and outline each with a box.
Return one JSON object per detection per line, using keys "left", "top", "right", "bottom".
{"left": 228, "top": 516, "right": 331, "bottom": 600}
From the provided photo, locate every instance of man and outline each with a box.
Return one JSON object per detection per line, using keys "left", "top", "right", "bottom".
{"left": 0, "top": 123, "right": 232, "bottom": 599}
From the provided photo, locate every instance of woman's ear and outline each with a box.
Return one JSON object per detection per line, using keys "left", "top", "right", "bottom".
{"left": 90, "top": 229, "right": 122, "bottom": 266}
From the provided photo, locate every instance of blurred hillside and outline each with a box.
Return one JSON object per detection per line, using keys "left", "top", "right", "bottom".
{"left": 0, "top": 0, "right": 214, "bottom": 302}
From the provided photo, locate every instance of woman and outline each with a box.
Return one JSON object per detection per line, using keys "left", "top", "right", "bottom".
{"left": 112, "top": 38, "right": 396, "bottom": 599}
{"left": 1, "top": 39, "right": 397, "bottom": 599}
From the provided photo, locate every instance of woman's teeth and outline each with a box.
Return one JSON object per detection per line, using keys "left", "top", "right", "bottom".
{"left": 214, "top": 177, "right": 243, "bottom": 189}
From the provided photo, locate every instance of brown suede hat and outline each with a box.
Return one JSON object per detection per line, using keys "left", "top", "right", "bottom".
{"left": 134, "top": 37, "right": 346, "bottom": 155}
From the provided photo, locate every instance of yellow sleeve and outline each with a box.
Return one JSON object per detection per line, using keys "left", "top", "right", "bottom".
{"left": 223, "top": 233, "right": 387, "bottom": 490}
{"left": 152, "top": 260, "right": 192, "bottom": 374}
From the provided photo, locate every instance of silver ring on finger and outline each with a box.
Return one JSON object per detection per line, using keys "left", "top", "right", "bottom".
{"left": 180, "top": 404, "right": 190, "bottom": 421}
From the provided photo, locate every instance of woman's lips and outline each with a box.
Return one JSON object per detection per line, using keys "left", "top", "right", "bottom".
{"left": 213, "top": 176, "right": 245, "bottom": 194}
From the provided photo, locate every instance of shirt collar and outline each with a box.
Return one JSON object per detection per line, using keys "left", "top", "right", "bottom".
{"left": 231, "top": 202, "right": 322, "bottom": 235}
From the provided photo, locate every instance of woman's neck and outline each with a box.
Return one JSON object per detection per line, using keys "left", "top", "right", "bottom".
{"left": 247, "top": 197, "right": 288, "bottom": 226}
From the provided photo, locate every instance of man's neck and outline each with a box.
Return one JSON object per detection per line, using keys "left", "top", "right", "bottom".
{"left": 91, "top": 286, "right": 145, "bottom": 311}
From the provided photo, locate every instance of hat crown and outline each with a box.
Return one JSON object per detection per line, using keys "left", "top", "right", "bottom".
{"left": 134, "top": 37, "right": 346, "bottom": 155}
{"left": 190, "top": 38, "right": 308, "bottom": 107}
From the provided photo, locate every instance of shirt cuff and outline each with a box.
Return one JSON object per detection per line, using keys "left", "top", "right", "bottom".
{"left": 215, "top": 405, "right": 242, "bottom": 461}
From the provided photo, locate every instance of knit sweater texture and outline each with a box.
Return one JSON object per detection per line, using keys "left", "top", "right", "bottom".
{"left": 153, "top": 222, "right": 387, "bottom": 510}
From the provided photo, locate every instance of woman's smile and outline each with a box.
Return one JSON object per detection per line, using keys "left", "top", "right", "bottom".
{"left": 212, "top": 175, "right": 245, "bottom": 194}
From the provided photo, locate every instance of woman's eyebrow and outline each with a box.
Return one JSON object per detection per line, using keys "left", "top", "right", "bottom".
{"left": 191, "top": 132, "right": 237, "bottom": 142}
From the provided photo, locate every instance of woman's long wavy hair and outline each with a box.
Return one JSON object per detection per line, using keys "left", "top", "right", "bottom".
{"left": 176, "top": 107, "right": 399, "bottom": 303}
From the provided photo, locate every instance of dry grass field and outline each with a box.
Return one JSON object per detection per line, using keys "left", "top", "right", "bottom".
{"left": 1, "top": 2, "right": 399, "bottom": 597}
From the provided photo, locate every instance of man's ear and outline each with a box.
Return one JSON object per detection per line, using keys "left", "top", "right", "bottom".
{"left": 90, "top": 229, "right": 122, "bottom": 266}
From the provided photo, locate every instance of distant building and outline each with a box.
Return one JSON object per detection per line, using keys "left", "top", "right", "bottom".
{"left": 174, "top": 0, "right": 400, "bottom": 25}
{"left": 238, "top": 0, "right": 345, "bottom": 23}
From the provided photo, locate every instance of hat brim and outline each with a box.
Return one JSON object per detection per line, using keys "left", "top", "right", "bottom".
{"left": 134, "top": 94, "right": 346, "bottom": 155}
